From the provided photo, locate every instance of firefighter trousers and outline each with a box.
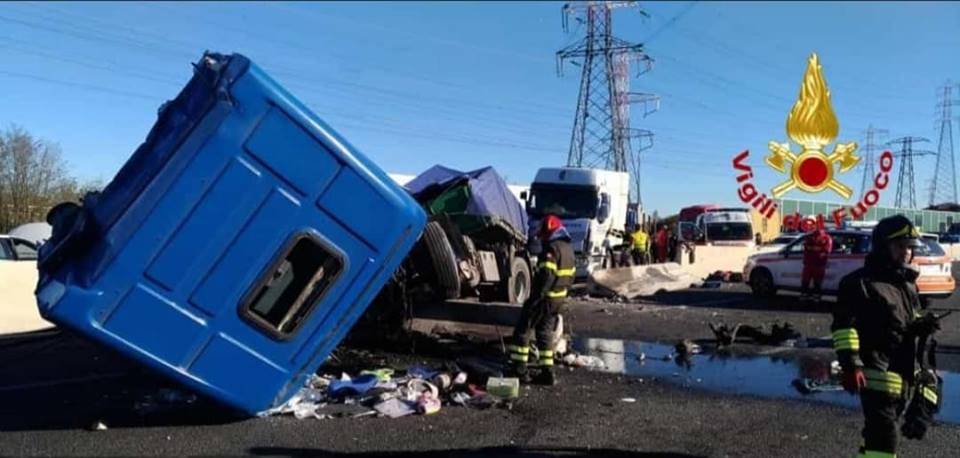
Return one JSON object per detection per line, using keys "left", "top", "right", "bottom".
{"left": 510, "top": 298, "right": 563, "bottom": 367}
{"left": 859, "top": 383, "right": 908, "bottom": 457}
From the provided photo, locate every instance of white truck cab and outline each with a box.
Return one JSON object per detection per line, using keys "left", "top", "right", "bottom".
{"left": 525, "top": 167, "right": 630, "bottom": 278}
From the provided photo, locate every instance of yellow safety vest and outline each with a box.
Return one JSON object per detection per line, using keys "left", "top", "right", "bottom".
{"left": 632, "top": 230, "right": 649, "bottom": 251}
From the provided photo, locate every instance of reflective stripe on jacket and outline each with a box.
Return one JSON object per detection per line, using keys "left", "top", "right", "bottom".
{"left": 532, "top": 235, "right": 575, "bottom": 302}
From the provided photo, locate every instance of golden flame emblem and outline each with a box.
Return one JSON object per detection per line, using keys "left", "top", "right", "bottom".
{"left": 766, "top": 53, "right": 859, "bottom": 199}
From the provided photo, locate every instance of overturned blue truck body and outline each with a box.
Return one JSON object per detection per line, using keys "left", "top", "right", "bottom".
{"left": 35, "top": 53, "right": 426, "bottom": 415}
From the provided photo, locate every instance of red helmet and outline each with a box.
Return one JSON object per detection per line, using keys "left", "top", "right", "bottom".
{"left": 539, "top": 214, "right": 564, "bottom": 239}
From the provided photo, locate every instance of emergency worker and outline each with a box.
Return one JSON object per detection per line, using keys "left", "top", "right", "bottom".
{"left": 508, "top": 214, "right": 575, "bottom": 385}
{"left": 833, "top": 215, "right": 944, "bottom": 457}
{"left": 655, "top": 224, "right": 669, "bottom": 263}
{"left": 630, "top": 224, "right": 650, "bottom": 266}
{"left": 802, "top": 228, "right": 833, "bottom": 301}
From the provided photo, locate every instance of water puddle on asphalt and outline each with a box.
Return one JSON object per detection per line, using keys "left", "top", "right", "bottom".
{"left": 572, "top": 337, "right": 960, "bottom": 425}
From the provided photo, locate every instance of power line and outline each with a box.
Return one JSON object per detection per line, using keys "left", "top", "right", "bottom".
{"left": 0, "top": 69, "right": 159, "bottom": 101}
{"left": 643, "top": 1, "right": 698, "bottom": 44}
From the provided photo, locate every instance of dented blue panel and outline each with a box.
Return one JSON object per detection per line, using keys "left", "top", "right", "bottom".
{"left": 34, "top": 53, "right": 426, "bottom": 415}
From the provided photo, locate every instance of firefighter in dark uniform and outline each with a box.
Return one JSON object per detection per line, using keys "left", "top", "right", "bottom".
{"left": 508, "top": 214, "right": 575, "bottom": 385}
{"left": 833, "top": 215, "right": 944, "bottom": 457}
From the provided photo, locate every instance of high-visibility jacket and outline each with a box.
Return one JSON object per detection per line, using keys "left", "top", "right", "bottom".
{"left": 533, "top": 234, "right": 575, "bottom": 302}
{"left": 631, "top": 230, "right": 649, "bottom": 252}
{"left": 832, "top": 252, "right": 922, "bottom": 394}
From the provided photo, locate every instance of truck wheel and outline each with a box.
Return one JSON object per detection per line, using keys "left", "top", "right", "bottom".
{"left": 749, "top": 268, "right": 776, "bottom": 298}
{"left": 506, "top": 257, "right": 532, "bottom": 304}
{"left": 421, "top": 221, "right": 461, "bottom": 300}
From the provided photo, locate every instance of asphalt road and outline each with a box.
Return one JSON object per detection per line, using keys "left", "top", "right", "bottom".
{"left": 2, "top": 264, "right": 960, "bottom": 457}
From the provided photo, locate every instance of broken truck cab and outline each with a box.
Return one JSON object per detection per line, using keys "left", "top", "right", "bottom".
{"left": 34, "top": 53, "right": 426, "bottom": 416}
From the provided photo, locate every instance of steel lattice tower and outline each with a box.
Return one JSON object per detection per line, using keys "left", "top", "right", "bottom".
{"left": 558, "top": 1, "right": 659, "bottom": 203}
{"left": 928, "top": 82, "right": 960, "bottom": 206}
{"left": 888, "top": 136, "right": 936, "bottom": 209}
{"left": 859, "top": 125, "right": 889, "bottom": 201}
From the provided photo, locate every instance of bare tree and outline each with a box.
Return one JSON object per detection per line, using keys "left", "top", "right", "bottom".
{"left": 0, "top": 126, "right": 84, "bottom": 232}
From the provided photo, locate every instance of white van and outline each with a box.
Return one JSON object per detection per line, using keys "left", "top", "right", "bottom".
{"left": 695, "top": 208, "right": 756, "bottom": 247}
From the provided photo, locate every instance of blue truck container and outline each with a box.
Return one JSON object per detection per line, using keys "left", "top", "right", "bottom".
{"left": 34, "top": 53, "right": 426, "bottom": 415}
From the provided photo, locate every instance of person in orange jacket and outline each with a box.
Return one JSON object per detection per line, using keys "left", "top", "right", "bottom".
{"left": 801, "top": 228, "right": 832, "bottom": 301}
{"left": 655, "top": 224, "right": 669, "bottom": 263}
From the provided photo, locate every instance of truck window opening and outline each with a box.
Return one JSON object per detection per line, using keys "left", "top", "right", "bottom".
{"left": 705, "top": 222, "right": 753, "bottom": 241}
{"left": 528, "top": 184, "right": 598, "bottom": 220}
{"left": 244, "top": 235, "right": 343, "bottom": 336}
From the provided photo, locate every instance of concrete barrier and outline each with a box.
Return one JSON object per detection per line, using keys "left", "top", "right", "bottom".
{"left": 589, "top": 262, "right": 700, "bottom": 298}
{"left": 0, "top": 261, "right": 53, "bottom": 335}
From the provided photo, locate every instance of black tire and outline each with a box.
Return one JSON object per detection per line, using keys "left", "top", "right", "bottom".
{"left": 421, "top": 221, "right": 461, "bottom": 300}
{"left": 749, "top": 268, "right": 776, "bottom": 298}
{"left": 505, "top": 257, "right": 531, "bottom": 304}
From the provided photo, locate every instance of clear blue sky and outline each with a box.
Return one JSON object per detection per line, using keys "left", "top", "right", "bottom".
{"left": 0, "top": 1, "right": 958, "bottom": 215}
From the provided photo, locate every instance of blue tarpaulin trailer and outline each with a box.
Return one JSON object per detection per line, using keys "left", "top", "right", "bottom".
{"left": 405, "top": 165, "right": 528, "bottom": 238}
{"left": 397, "top": 165, "right": 532, "bottom": 304}
{"left": 34, "top": 53, "right": 426, "bottom": 415}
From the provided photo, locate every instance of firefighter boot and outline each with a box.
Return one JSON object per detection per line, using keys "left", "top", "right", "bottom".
{"left": 533, "top": 365, "right": 558, "bottom": 386}
{"left": 532, "top": 349, "right": 557, "bottom": 385}
{"left": 510, "top": 362, "right": 533, "bottom": 384}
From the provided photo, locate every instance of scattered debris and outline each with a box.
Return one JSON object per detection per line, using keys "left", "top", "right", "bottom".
{"left": 374, "top": 398, "right": 416, "bottom": 418}
{"left": 328, "top": 374, "right": 379, "bottom": 398}
{"left": 87, "top": 421, "right": 108, "bottom": 432}
{"left": 709, "top": 322, "right": 802, "bottom": 347}
{"left": 706, "top": 270, "right": 744, "bottom": 283}
{"left": 265, "top": 361, "right": 521, "bottom": 421}
{"left": 738, "top": 323, "right": 801, "bottom": 346}
{"left": 413, "top": 379, "right": 442, "bottom": 415}
{"left": 562, "top": 353, "right": 606, "bottom": 369}
{"left": 673, "top": 339, "right": 701, "bottom": 369}
{"left": 486, "top": 377, "right": 520, "bottom": 400}
{"left": 709, "top": 322, "right": 741, "bottom": 348}
{"left": 707, "top": 271, "right": 732, "bottom": 282}
{"left": 407, "top": 365, "right": 440, "bottom": 381}
{"left": 674, "top": 339, "right": 701, "bottom": 357}
{"left": 791, "top": 378, "right": 843, "bottom": 395}
{"left": 360, "top": 368, "right": 395, "bottom": 382}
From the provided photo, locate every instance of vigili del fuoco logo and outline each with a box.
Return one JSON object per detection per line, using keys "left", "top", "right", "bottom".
{"left": 732, "top": 53, "right": 894, "bottom": 231}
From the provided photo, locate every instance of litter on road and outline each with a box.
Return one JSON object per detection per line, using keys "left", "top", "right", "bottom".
{"left": 265, "top": 360, "right": 533, "bottom": 421}
{"left": 486, "top": 377, "right": 520, "bottom": 400}
{"left": 562, "top": 353, "right": 607, "bottom": 369}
